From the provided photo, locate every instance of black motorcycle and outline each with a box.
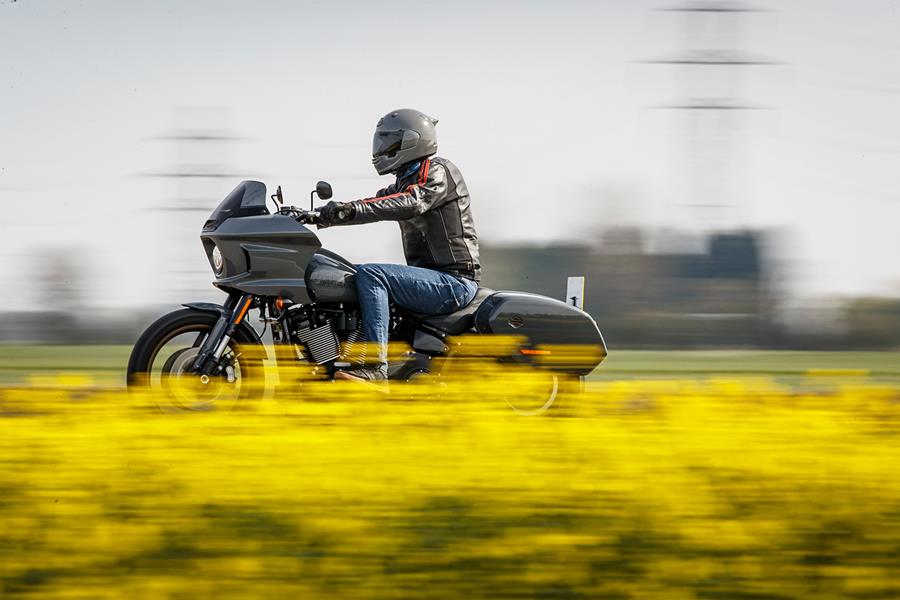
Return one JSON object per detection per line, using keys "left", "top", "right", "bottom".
{"left": 127, "top": 180, "right": 607, "bottom": 412}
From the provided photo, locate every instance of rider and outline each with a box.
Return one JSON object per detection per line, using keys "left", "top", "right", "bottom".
{"left": 316, "top": 109, "right": 481, "bottom": 384}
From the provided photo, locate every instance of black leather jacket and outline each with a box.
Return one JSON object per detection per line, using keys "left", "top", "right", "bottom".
{"left": 346, "top": 157, "right": 481, "bottom": 282}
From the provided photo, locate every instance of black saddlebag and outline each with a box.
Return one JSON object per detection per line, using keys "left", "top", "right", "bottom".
{"left": 472, "top": 292, "right": 607, "bottom": 375}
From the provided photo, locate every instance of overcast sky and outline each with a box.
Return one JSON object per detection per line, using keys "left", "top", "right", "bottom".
{"left": 1, "top": 0, "right": 899, "bottom": 309}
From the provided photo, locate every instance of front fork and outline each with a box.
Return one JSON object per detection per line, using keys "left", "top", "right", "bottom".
{"left": 191, "top": 293, "right": 255, "bottom": 376}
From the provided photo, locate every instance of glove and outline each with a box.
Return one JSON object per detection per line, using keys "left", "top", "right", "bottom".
{"left": 317, "top": 201, "right": 356, "bottom": 228}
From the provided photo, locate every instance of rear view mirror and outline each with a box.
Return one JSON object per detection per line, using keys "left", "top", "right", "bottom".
{"left": 316, "top": 181, "right": 333, "bottom": 200}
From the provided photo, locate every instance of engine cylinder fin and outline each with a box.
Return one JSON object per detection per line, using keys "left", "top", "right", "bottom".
{"left": 340, "top": 326, "right": 367, "bottom": 366}
{"left": 294, "top": 320, "right": 340, "bottom": 364}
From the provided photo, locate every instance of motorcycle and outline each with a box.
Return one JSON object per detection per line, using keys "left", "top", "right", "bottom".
{"left": 127, "top": 180, "right": 607, "bottom": 412}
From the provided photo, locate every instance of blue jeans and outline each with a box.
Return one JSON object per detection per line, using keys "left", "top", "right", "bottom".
{"left": 355, "top": 263, "right": 479, "bottom": 374}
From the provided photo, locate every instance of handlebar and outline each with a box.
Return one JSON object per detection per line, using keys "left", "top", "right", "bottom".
{"left": 278, "top": 206, "right": 319, "bottom": 224}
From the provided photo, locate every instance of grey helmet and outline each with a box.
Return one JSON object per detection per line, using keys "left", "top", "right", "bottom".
{"left": 372, "top": 109, "right": 439, "bottom": 176}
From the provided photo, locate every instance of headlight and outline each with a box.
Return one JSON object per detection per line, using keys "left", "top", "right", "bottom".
{"left": 211, "top": 245, "right": 224, "bottom": 275}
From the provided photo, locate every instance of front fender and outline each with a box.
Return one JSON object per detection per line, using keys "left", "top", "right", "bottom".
{"left": 182, "top": 302, "right": 269, "bottom": 359}
{"left": 183, "top": 302, "right": 228, "bottom": 317}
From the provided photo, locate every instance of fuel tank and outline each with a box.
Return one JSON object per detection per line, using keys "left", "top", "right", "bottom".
{"left": 305, "top": 249, "right": 358, "bottom": 304}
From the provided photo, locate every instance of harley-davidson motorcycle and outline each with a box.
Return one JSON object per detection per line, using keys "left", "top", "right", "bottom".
{"left": 127, "top": 180, "right": 607, "bottom": 412}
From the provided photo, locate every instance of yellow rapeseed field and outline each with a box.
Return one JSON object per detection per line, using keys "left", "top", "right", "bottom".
{"left": 1, "top": 368, "right": 899, "bottom": 599}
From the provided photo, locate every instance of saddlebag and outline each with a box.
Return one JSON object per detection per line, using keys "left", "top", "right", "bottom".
{"left": 472, "top": 292, "right": 607, "bottom": 375}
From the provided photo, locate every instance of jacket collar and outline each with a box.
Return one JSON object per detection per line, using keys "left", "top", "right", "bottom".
{"left": 397, "top": 160, "right": 421, "bottom": 181}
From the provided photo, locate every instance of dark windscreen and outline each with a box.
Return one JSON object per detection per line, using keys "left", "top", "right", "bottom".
{"left": 204, "top": 181, "right": 269, "bottom": 230}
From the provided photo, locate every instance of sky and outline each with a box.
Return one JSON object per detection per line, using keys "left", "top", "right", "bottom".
{"left": 1, "top": 0, "right": 899, "bottom": 309}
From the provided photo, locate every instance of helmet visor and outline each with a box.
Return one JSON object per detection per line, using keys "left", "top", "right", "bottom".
{"left": 373, "top": 130, "right": 404, "bottom": 157}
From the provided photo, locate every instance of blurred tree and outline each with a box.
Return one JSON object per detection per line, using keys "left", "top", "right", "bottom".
{"left": 845, "top": 298, "right": 900, "bottom": 349}
{"left": 34, "top": 246, "right": 87, "bottom": 310}
{"left": 28, "top": 246, "right": 88, "bottom": 343}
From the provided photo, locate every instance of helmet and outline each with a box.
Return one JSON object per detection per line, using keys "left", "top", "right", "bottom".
{"left": 372, "top": 109, "right": 438, "bottom": 176}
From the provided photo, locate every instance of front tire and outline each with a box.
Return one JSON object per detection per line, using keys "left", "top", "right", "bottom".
{"left": 126, "top": 308, "right": 263, "bottom": 412}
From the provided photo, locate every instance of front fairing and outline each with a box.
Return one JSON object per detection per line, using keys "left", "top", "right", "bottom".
{"left": 201, "top": 214, "right": 322, "bottom": 303}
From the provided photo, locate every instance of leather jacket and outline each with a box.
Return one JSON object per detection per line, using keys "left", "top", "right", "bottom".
{"left": 346, "top": 157, "right": 481, "bottom": 282}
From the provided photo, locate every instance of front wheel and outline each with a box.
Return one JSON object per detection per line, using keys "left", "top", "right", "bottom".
{"left": 126, "top": 308, "right": 263, "bottom": 412}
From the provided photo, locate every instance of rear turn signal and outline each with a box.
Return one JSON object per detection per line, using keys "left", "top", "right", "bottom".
{"left": 520, "top": 348, "right": 551, "bottom": 356}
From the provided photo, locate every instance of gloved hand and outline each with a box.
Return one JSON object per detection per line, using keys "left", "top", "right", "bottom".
{"left": 317, "top": 201, "right": 356, "bottom": 228}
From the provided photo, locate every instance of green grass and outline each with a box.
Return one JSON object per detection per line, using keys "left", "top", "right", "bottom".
{"left": 0, "top": 345, "right": 130, "bottom": 385}
{"left": 1, "top": 345, "right": 898, "bottom": 386}
{"left": 599, "top": 350, "right": 900, "bottom": 378}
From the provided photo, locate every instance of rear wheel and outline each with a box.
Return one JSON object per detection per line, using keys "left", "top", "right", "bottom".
{"left": 501, "top": 370, "right": 584, "bottom": 416}
{"left": 126, "top": 309, "right": 263, "bottom": 412}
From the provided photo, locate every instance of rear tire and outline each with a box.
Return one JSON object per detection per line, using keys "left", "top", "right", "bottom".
{"left": 501, "top": 370, "right": 585, "bottom": 416}
{"left": 126, "top": 308, "right": 263, "bottom": 412}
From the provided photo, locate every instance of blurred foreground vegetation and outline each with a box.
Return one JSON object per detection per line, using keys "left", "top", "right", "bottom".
{"left": 1, "top": 349, "right": 899, "bottom": 598}
{"left": 2, "top": 345, "right": 899, "bottom": 385}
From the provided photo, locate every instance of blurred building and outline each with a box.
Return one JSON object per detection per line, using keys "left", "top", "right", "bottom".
{"left": 481, "top": 228, "right": 769, "bottom": 348}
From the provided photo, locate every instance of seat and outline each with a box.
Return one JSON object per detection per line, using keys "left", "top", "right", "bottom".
{"left": 415, "top": 287, "right": 495, "bottom": 335}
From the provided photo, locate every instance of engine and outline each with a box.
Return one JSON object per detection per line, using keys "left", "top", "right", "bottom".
{"left": 290, "top": 309, "right": 367, "bottom": 366}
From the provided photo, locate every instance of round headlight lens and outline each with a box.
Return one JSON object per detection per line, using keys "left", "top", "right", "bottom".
{"left": 211, "top": 245, "right": 224, "bottom": 275}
